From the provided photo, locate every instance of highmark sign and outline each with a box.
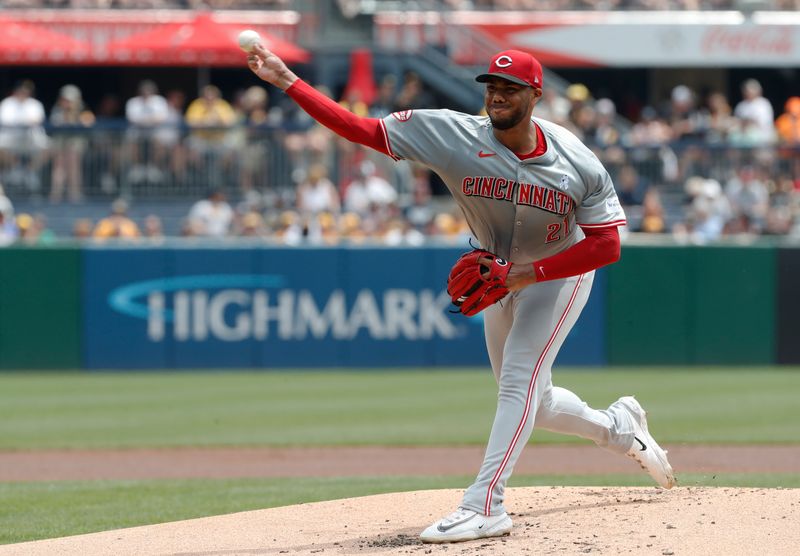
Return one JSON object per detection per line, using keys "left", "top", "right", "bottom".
{"left": 108, "top": 275, "right": 458, "bottom": 343}
{"left": 81, "top": 246, "right": 490, "bottom": 368}
{"left": 82, "top": 247, "right": 602, "bottom": 369}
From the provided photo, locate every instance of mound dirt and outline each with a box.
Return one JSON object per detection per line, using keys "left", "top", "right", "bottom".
{"left": 1, "top": 487, "right": 798, "bottom": 556}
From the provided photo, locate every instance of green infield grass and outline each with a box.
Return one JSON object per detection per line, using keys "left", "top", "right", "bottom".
{"left": 2, "top": 474, "right": 799, "bottom": 545}
{"left": 0, "top": 368, "right": 799, "bottom": 449}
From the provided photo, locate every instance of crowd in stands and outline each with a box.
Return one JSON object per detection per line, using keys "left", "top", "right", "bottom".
{"left": 541, "top": 79, "right": 800, "bottom": 243}
{"left": 3, "top": 0, "right": 799, "bottom": 9}
{"left": 0, "top": 69, "right": 798, "bottom": 247}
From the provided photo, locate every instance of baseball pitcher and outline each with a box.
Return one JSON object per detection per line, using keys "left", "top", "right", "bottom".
{"left": 246, "top": 45, "right": 675, "bottom": 544}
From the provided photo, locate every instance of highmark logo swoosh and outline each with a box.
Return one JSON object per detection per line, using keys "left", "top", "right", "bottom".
{"left": 108, "top": 274, "right": 286, "bottom": 321}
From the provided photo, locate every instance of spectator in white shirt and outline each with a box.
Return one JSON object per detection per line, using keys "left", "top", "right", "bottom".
{"left": 725, "top": 165, "right": 770, "bottom": 229}
{"left": 296, "top": 163, "right": 340, "bottom": 216}
{"left": 0, "top": 80, "right": 48, "bottom": 152}
{"left": 0, "top": 184, "right": 13, "bottom": 223}
{"left": 0, "top": 80, "right": 49, "bottom": 193}
{"left": 733, "top": 79, "right": 776, "bottom": 144}
{"left": 343, "top": 160, "right": 398, "bottom": 215}
{"left": 126, "top": 80, "right": 169, "bottom": 130}
{"left": 125, "top": 80, "right": 171, "bottom": 175}
{"left": 188, "top": 189, "right": 234, "bottom": 238}
{"left": 0, "top": 210, "right": 17, "bottom": 247}
{"left": 0, "top": 181, "right": 18, "bottom": 245}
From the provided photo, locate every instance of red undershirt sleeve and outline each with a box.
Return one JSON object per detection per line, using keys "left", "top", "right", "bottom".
{"left": 533, "top": 226, "right": 621, "bottom": 282}
{"left": 285, "top": 79, "right": 390, "bottom": 156}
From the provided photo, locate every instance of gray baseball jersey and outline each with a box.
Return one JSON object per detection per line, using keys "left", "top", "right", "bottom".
{"left": 381, "top": 108, "right": 638, "bottom": 518}
{"left": 381, "top": 109, "right": 626, "bottom": 261}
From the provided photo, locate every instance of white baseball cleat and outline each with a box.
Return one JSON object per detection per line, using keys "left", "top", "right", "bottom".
{"left": 420, "top": 507, "right": 512, "bottom": 543}
{"left": 618, "top": 396, "right": 676, "bottom": 489}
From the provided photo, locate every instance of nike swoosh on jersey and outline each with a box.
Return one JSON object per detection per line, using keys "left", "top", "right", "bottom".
{"left": 478, "top": 150, "right": 496, "bottom": 158}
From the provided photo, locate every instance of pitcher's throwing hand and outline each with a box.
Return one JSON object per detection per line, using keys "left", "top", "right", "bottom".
{"left": 247, "top": 43, "right": 297, "bottom": 91}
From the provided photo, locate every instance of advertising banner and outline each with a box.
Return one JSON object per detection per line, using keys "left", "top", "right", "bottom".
{"left": 82, "top": 246, "right": 607, "bottom": 370}
{"left": 472, "top": 19, "right": 800, "bottom": 68}
{"left": 376, "top": 11, "right": 800, "bottom": 68}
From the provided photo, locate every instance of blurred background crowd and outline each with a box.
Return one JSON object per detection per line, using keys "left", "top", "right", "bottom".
{"left": 0, "top": 72, "right": 798, "bottom": 246}
{"left": 0, "top": 0, "right": 798, "bottom": 246}
{"left": 2, "top": 0, "right": 800, "bottom": 10}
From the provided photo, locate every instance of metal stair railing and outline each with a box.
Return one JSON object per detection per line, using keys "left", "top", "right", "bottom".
{"left": 402, "top": 45, "right": 486, "bottom": 113}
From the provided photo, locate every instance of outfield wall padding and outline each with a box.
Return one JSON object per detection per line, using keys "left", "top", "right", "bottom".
{"left": 607, "top": 247, "right": 693, "bottom": 365}
{"left": 0, "top": 244, "right": 796, "bottom": 369}
{"left": 0, "top": 247, "right": 81, "bottom": 369}
{"left": 692, "top": 246, "right": 775, "bottom": 365}
{"left": 607, "top": 245, "right": 778, "bottom": 366}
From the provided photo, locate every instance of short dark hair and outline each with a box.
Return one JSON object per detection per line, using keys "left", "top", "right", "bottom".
{"left": 13, "top": 79, "right": 35, "bottom": 94}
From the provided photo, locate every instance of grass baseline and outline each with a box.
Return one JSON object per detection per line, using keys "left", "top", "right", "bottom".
{"left": 0, "top": 368, "right": 798, "bottom": 449}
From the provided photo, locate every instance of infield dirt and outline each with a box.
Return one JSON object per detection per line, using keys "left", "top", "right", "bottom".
{"left": 2, "top": 445, "right": 799, "bottom": 481}
{"left": 1, "top": 446, "right": 799, "bottom": 555}
{"left": 1, "top": 486, "right": 798, "bottom": 556}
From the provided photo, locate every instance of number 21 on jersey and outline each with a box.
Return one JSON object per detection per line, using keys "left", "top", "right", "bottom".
{"left": 545, "top": 216, "right": 572, "bottom": 243}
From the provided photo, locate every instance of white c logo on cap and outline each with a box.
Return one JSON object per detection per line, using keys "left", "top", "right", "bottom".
{"left": 495, "top": 55, "right": 513, "bottom": 68}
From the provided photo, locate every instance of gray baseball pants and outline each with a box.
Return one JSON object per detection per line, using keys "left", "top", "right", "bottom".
{"left": 460, "top": 271, "right": 636, "bottom": 516}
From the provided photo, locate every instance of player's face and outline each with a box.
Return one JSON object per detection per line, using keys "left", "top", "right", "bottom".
{"left": 484, "top": 78, "right": 539, "bottom": 130}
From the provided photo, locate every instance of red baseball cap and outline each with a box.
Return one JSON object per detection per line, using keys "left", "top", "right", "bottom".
{"left": 476, "top": 50, "right": 543, "bottom": 88}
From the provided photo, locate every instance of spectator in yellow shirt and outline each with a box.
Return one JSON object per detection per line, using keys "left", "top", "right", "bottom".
{"left": 185, "top": 85, "right": 237, "bottom": 152}
{"left": 92, "top": 199, "right": 141, "bottom": 240}
{"left": 185, "top": 85, "right": 237, "bottom": 185}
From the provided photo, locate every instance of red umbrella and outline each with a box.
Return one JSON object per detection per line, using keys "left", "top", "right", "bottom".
{"left": 105, "top": 12, "right": 310, "bottom": 67}
{"left": 0, "top": 17, "right": 93, "bottom": 65}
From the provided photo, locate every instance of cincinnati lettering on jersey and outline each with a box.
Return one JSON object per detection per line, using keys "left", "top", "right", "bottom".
{"left": 461, "top": 176, "right": 575, "bottom": 215}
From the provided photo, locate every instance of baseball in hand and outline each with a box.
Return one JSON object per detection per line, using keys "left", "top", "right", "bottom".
{"left": 237, "top": 30, "right": 261, "bottom": 53}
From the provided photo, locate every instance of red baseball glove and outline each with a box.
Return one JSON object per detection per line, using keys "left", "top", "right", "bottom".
{"left": 447, "top": 249, "right": 512, "bottom": 316}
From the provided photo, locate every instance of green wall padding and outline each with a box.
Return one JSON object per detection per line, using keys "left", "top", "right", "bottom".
{"left": 0, "top": 247, "right": 82, "bottom": 369}
{"left": 691, "top": 247, "right": 775, "bottom": 364}
{"left": 608, "top": 245, "right": 776, "bottom": 366}
{"left": 607, "top": 246, "right": 693, "bottom": 365}
{"left": 0, "top": 244, "right": 786, "bottom": 369}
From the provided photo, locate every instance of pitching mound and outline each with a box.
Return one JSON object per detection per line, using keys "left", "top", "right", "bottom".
{"left": 2, "top": 487, "right": 798, "bottom": 556}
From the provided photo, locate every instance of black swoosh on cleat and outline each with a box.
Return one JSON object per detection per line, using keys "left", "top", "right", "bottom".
{"left": 634, "top": 437, "right": 647, "bottom": 451}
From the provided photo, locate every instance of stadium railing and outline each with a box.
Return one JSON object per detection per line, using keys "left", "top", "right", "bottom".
{"left": 0, "top": 123, "right": 796, "bottom": 203}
